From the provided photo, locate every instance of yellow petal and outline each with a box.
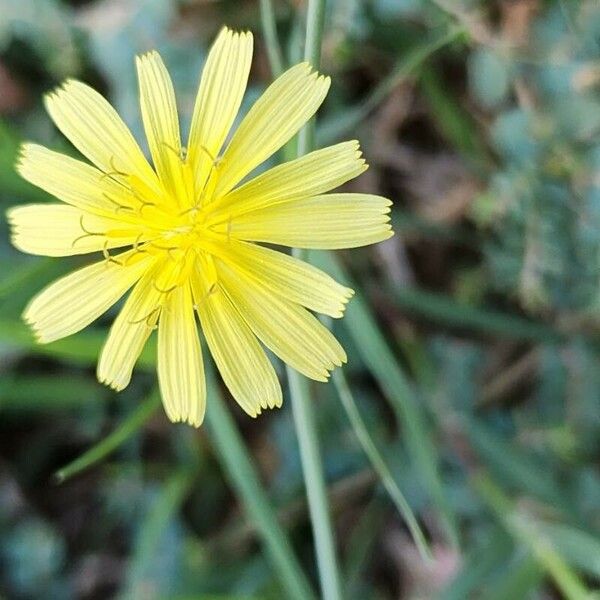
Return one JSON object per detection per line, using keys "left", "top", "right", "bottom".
{"left": 214, "top": 63, "right": 330, "bottom": 198}
{"left": 216, "top": 258, "right": 346, "bottom": 382}
{"left": 24, "top": 250, "right": 151, "bottom": 344}
{"left": 210, "top": 141, "right": 367, "bottom": 219}
{"left": 158, "top": 282, "right": 206, "bottom": 427}
{"left": 136, "top": 52, "right": 184, "bottom": 202}
{"left": 191, "top": 256, "right": 281, "bottom": 416}
{"left": 44, "top": 79, "right": 159, "bottom": 191}
{"left": 16, "top": 143, "right": 144, "bottom": 220}
{"left": 214, "top": 239, "right": 353, "bottom": 318}
{"left": 188, "top": 28, "right": 253, "bottom": 193}
{"left": 227, "top": 193, "right": 393, "bottom": 249}
{"left": 97, "top": 266, "right": 164, "bottom": 391}
{"left": 7, "top": 204, "right": 146, "bottom": 257}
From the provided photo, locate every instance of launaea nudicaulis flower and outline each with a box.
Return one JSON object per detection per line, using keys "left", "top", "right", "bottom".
{"left": 7, "top": 27, "right": 393, "bottom": 426}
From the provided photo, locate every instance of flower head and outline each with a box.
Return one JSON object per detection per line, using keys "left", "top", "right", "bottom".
{"left": 8, "top": 28, "right": 393, "bottom": 426}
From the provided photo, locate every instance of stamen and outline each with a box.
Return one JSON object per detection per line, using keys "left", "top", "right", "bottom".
{"left": 133, "top": 232, "right": 147, "bottom": 253}
{"left": 71, "top": 215, "right": 105, "bottom": 247}
{"left": 130, "top": 188, "right": 157, "bottom": 215}
{"left": 147, "top": 241, "right": 179, "bottom": 261}
{"left": 178, "top": 204, "right": 200, "bottom": 217}
{"left": 161, "top": 141, "right": 187, "bottom": 162}
{"left": 197, "top": 144, "right": 219, "bottom": 166}
{"left": 152, "top": 280, "right": 178, "bottom": 295}
{"left": 180, "top": 156, "right": 221, "bottom": 216}
{"left": 100, "top": 156, "right": 129, "bottom": 182}
{"left": 102, "top": 192, "right": 132, "bottom": 214}
{"left": 193, "top": 282, "right": 218, "bottom": 310}
{"left": 102, "top": 241, "right": 124, "bottom": 266}
{"left": 128, "top": 306, "right": 161, "bottom": 329}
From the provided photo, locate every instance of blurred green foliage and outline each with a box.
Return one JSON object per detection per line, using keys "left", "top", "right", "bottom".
{"left": 0, "top": 0, "right": 599, "bottom": 599}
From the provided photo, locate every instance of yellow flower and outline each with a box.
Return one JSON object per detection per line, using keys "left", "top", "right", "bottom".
{"left": 7, "top": 28, "right": 393, "bottom": 426}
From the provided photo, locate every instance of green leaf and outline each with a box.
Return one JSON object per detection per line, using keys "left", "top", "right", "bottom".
{"left": 125, "top": 469, "right": 196, "bottom": 597}
{"left": 539, "top": 522, "right": 600, "bottom": 579}
{"left": 466, "top": 418, "right": 569, "bottom": 510}
{"left": 318, "top": 25, "right": 465, "bottom": 144}
{"left": 438, "top": 527, "right": 513, "bottom": 600}
{"left": 485, "top": 553, "right": 543, "bottom": 600}
{"left": 475, "top": 474, "right": 593, "bottom": 600}
{"left": 0, "top": 374, "right": 103, "bottom": 412}
{"left": 205, "top": 361, "right": 315, "bottom": 600}
{"left": 388, "top": 284, "right": 562, "bottom": 343}
{"left": 0, "top": 320, "right": 155, "bottom": 370}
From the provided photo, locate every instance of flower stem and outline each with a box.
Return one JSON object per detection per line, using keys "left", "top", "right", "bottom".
{"left": 259, "top": 0, "right": 285, "bottom": 77}
{"left": 286, "top": 368, "right": 343, "bottom": 600}
{"left": 287, "top": 1, "right": 343, "bottom": 599}
{"left": 298, "top": 0, "right": 327, "bottom": 155}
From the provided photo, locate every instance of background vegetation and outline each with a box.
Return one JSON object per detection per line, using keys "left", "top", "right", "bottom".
{"left": 1, "top": 0, "right": 599, "bottom": 598}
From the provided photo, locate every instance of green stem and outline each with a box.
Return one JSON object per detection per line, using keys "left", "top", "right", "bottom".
{"left": 259, "top": 0, "right": 285, "bottom": 77}
{"left": 298, "top": 0, "right": 327, "bottom": 154}
{"left": 286, "top": 369, "right": 342, "bottom": 600}
{"left": 205, "top": 364, "right": 315, "bottom": 600}
{"left": 286, "top": 1, "right": 343, "bottom": 599}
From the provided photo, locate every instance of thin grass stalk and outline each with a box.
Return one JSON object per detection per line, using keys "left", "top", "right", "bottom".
{"left": 331, "top": 366, "right": 432, "bottom": 561}
{"left": 285, "top": 1, "right": 343, "bottom": 598}
{"left": 259, "top": 0, "right": 285, "bottom": 77}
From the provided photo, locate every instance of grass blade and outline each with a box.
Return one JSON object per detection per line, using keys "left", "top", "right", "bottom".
{"left": 205, "top": 362, "right": 315, "bottom": 600}
{"left": 485, "top": 554, "right": 544, "bottom": 600}
{"left": 438, "top": 527, "right": 513, "bottom": 600}
{"left": 475, "top": 473, "right": 593, "bottom": 600}
{"left": 124, "top": 468, "right": 196, "bottom": 598}
{"left": 0, "top": 320, "right": 155, "bottom": 369}
{"left": 388, "top": 284, "right": 562, "bottom": 343}
{"left": 54, "top": 390, "right": 161, "bottom": 482}
{"left": 331, "top": 367, "right": 431, "bottom": 560}
{"left": 259, "top": 0, "right": 285, "bottom": 77}
{"left": 538, "top": 522, "right": 600, "bottom": 579}
{"left": 318, "top": 26, "right": 465, "bottom": 144}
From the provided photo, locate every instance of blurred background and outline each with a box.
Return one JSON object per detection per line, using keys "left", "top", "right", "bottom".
{"left": 1, "top": 0, "right": 600, "bottom": 598}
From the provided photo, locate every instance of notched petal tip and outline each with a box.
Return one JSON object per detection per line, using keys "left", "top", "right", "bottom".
{"left": 14, "top": 142, "right": 34, "bottom": 172}
{"left": 188, "top": 413, "right": 205, "bottom": 428}
{"left": 97, "top": 374, "right": 127, "bottom": 393}
{"left": 42, "top": 87, "right": 60, "bottom": 106}
{"left": 136, "top": 49, "right": 160, "bottom": 62}
{"left": 21, "top": 318, "right": 50, "bottom": 345}
{"left": 162, "top": 400, "right": 206, "bottom": 429}
{"left": 42, "top": 82, "right": 74, "bottom": 119}
{"left": 5, "top": 205, "right": 19, "bottom": 223}
{"left": 217, "top": 25, "right": 253, "bottom": 42}
{"left": 164, "top": 407, "right": 204, "bottom": 429}
{"left": 257, "top": 399, "right": 284, "bottom": 414}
